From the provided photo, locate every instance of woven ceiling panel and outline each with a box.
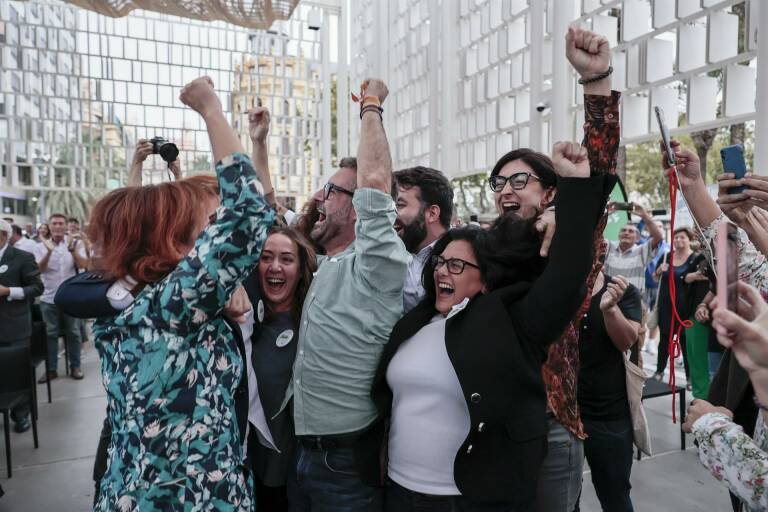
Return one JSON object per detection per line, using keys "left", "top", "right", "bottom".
{"left": 60, "top": 0, "right": 300, "bottom": 29}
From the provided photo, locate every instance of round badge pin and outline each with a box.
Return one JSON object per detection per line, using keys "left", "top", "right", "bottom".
{"left": 0, "top": 265, "right": 7, "bottom": 274}
{"left": 257, "top": 300, "right": 265, "bottom": 323}
{"left": 276, "top": 329, "right": 294, "bottom": 348}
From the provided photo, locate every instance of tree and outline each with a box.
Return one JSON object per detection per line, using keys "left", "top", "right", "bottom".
{"left": 691, "top": 128, "right": 718, "bottom": 179}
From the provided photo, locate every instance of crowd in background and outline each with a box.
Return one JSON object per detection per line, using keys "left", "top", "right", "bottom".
{"left": 3, "top": 23, "right": 768, "bottom": 512}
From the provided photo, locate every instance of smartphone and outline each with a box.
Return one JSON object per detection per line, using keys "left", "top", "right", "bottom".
{"left": 612, "top": 202, "right": 634, "bottom": 212}
{"left": 720, "top": 144, "right": 748, "bottom": 194}
{"left": 655, "top": 106, "right": 676, "bottom": 167}
{"left": 716, "top": 222, "right": 739, "bottom": 312}
{"left": 651, "top": 209, "right": 667, "bottom": 216}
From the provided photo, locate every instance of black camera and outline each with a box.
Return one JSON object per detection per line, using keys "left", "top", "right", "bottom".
{"left": 150, "top": 137, "right": 179, "bottom": 163}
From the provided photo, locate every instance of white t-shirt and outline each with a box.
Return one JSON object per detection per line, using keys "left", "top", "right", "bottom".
{"left": 386, "top": 313, "right": 471, "bottom": 496}
{"left": 12, "top": 237, "right": 37, "bottom": 255}
{"left": 33, "top": 237, "right": 87, "bottom": 304}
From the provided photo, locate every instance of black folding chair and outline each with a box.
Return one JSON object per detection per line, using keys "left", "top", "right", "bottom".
{"left": 0, "top": 344, "right": 39, "bottom": 478}
{"left": 30, "top": 321, "right": 51, "bottom": 410}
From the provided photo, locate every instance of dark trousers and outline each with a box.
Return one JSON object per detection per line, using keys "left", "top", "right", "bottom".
{"left": 92, "top": 416, "right": 111, "bottom": 506}
{"left": 39, "top": 302, "right": 82, "bottom": 371}
{"left": 579, "top": 416, "right": 634, "bottom": 512}
{"left": 656, "top": 326, "right": 689, "bottom": 378}
{"left": 287, "top": 444, "right": 382, "bottom": 512}
{"left": 385, "top": 478, "right": 515, "bottom": 512}
{"left": 246, "top": 427, "right": 289, "bottom": 512}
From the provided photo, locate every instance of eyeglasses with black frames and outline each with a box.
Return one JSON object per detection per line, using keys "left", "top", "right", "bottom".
{"left": 488, "top": 172, "right": 544, "bottom": 192}
{"left": 323, "top": 182, "right": 355, "bottom": 200}
{"left": 431, "top": 254, "right": 480, "bottom": 275}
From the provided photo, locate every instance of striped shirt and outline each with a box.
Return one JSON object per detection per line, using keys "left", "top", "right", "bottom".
{"left": 602, "top": 239, "right": 657, "bottom": 295}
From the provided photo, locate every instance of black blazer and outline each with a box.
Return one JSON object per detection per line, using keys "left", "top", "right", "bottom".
{"left": 0, "top": 245, "right": 43, "bottom": 344}
{"left": 355, "top": 175, "right": 615, "bottom": 507}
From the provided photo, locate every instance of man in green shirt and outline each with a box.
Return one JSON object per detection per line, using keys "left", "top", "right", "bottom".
{"left": 284, "top": 78, "right": 409, "bottom": 511}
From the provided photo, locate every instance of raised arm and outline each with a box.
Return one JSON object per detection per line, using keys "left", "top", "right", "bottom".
{"left": 566, "top": 27, "right": 619, "bottom": 176}
{"left": 510, "top": 142, "right": 616, "bottom": 350}
{"left": 127, "top": 139, "right": 153, "bottom": 187}
{"left": 356, "top": 79, "right": 393, "bottom": 193}
{"left": 127, "top": 77, "right": 275, "bottom": 335}
{"left": 248, "top": 106, "right": 278, "bottom": 209}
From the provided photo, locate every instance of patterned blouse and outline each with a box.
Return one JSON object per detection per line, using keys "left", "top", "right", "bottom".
{"left": 541, "top": 91, "right": 620, "bottom": 439}
{"left": 93, "top": 153, "right": 275, "bottom": 512}
{"left": 701, "top": 213, "right": 768, "bottom": 300}
{"left": 693, "top": 412, "right": 768, "bottom": 511}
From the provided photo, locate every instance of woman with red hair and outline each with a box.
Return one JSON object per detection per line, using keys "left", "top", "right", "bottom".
{"left": 89, "top": 77, "right": 274, "bottom": 512}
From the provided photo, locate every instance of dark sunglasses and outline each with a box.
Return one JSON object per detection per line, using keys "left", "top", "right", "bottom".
{"left": 431, "top": 255, "right": 480, "bottom": 275}
{"left": 488, "top": 172, "right": 544, "bottom": 192}
{"left": 323, "top": 182, "right": 354, "bottom": 200}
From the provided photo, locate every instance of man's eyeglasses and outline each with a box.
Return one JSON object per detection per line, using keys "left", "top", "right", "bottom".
{"left": 323, "top": 182, "right": 354, "bottom": 200}
{"left": 488, "top": 172, "right": 543, "bottom": 192}
{"left": 431, "top": 255, "right": 480, "bottom": 275}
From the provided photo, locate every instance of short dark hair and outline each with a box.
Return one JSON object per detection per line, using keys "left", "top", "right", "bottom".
{"left": 11, "top": 224, "right": 22, "bottom": 237}
{"left": 421, "top": 227, "right": 489, "bottom": 308}
{"left": 338, "top": 157, "right": 357, "bottom": 170}
{"left": 395, "top": 166, "right": 454, "bottom": 228}
{"left": 67, "top": 217, "right": 80, "bottom": 225}
{"left": 49, "top": 213, "right": 67, "bottom": 222}
{"left": 674, "top": 226, "right": 695, "bottom": 240}
{"left": 490, "top": 148, "right": 557, "bottom": 188}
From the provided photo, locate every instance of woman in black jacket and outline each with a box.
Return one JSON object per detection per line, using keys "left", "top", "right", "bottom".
{"left": 355, "top": 143, "right": 615, "bottom": 511}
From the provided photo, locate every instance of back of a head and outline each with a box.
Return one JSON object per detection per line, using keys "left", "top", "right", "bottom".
{"left": 88, "top": 178, "right": 217, "bottom": 284}
{"left": 394, "top": 166, "right": 454, "bottom": 228}
{"left": 483, "top": 213, "right": 546, "bottom": 291}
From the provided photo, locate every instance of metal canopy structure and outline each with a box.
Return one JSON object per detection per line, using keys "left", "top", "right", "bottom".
{"left": 57, "top": 0, "right": 299, "bottom": 29}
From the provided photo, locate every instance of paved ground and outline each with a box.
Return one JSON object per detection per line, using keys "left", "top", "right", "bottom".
{"left": 0, "top": 342, "right": 734, "bottom": 511}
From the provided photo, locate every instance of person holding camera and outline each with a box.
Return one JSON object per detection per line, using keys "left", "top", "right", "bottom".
{"left": 34, "top": 213, "right": 90, "bottom": 382}
{"left": 128, "top": 138, "right": 181, "bottom": 186}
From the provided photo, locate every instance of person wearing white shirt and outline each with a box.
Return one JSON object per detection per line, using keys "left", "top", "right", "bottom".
{"left": 394, "top": 167, "right": 454, "bottom": 313}
{"left": 9, "top": 224, "right": 37, "bottom": 254}
{"left": 34, "top": 213, "right": 90, "bottom": 382}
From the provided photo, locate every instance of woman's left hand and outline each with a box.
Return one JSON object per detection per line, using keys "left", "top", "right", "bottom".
{"left": 551, "top": 141, "right": 590, "bottom": 179}
{"left": 712, "top": 282, "right": 768, "bottom": 375}
{"left": 683, "top": 399, "right": 733, "bottom": 433}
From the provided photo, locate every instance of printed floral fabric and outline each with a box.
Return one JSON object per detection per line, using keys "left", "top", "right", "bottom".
{"left": 541, "top": 91, "right": 620, "bottom": 439}
{"left": 701, "top": 213, "right": 768, "bottom": 300}
{"left": 693, "top": 412, "right": 768, "bottom": 511}
{"left": 93, "top": 153, "right": 275, "bottom": 511}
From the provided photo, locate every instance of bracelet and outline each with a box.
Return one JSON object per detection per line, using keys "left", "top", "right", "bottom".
{"left": 360, "top": 104, "right": 383, "bottom": 120}
{"left": 754, "top": 395, "right": 768, "bottom": 412}
{"left": 578, "top": 66, "right": 613, "bottom": 85}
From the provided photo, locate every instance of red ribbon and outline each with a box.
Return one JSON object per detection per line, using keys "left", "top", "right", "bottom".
{"left": 666, "top": 168, "right": 694, "bottom": 423}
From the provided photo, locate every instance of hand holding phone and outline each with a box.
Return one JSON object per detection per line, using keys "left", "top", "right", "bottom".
{"left": 720, "top": 145, "right": 749, "bottom": 194}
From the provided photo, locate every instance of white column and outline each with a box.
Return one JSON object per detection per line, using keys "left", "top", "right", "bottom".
{"left": 321, "top": 9, "right": 333, "bottom": 180}
{"left": 441, "top": 0, "right": 460, "bottom": 177}
{"left": 336, "top": 2, "right": 350, "bottom": 160}
{"left": 550, "top": 0, "right": 574, "bottom": 144}
{"left": 428, "top": 0, "right": 441, "bottom": 168}
{"left": 754, "top": 0, "right": 768, "bottom": 174}
{"left": 528, "top": 0, "right": 544, "bottom": 151}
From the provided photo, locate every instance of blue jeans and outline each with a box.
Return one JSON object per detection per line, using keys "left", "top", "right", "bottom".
{"left": 536, "top": 417, "right": 584, "bottom": 512}
{"left": 287, "top": 444, "right": 382, "bottom": 512}
{"left": 40, "top": 302, "right": 82, "bottom": 371}
{"left": 580, "top": 416, "right": 634, "bottom": 512}
{"left": 384, "top": 478, "right": 513, "bottom": 512}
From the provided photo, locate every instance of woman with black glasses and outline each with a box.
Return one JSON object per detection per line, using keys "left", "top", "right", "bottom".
{"left": 355, "top": 142, "right": 616, "bottom": 511}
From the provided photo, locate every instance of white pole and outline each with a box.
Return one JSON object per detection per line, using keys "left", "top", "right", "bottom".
{"left": 551, "top": 0, "right": 574, "bottom": 145}
{"left": 336, "top": 1, "right": 349, "bottom": 160}
{"left": 529, "top": 0, "right": 544, "bottom": 151}
{"left": 441, "top": 0, "right": 460, "bottom": 178}
{"left": 321, "top": 9, "right": 333, "bottom": 180}
{"left": 428, "top": 0, "right": 441, "bottom": 169}
{"left": 754, "top": 0, "right": 768, "bottom": 174}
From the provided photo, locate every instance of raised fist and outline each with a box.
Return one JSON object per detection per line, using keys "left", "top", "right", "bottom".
{"left": 248, "top": 106, "right": 270, "bottom": 143}
{"left": 566, "top": 27, "right": 611, "bottom": 78}
{"left": 179, "top": 76, "right": 221, "bottom": 118}
{"left": 551, "top": 141, "right": 590, "bottom": 178}
{"left": 361, "top": 78, "right": 389, "bottom": 105}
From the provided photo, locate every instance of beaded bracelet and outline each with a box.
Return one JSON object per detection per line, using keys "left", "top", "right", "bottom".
{"left": 578, "top": 66, "right": 613, "bottom": 85}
